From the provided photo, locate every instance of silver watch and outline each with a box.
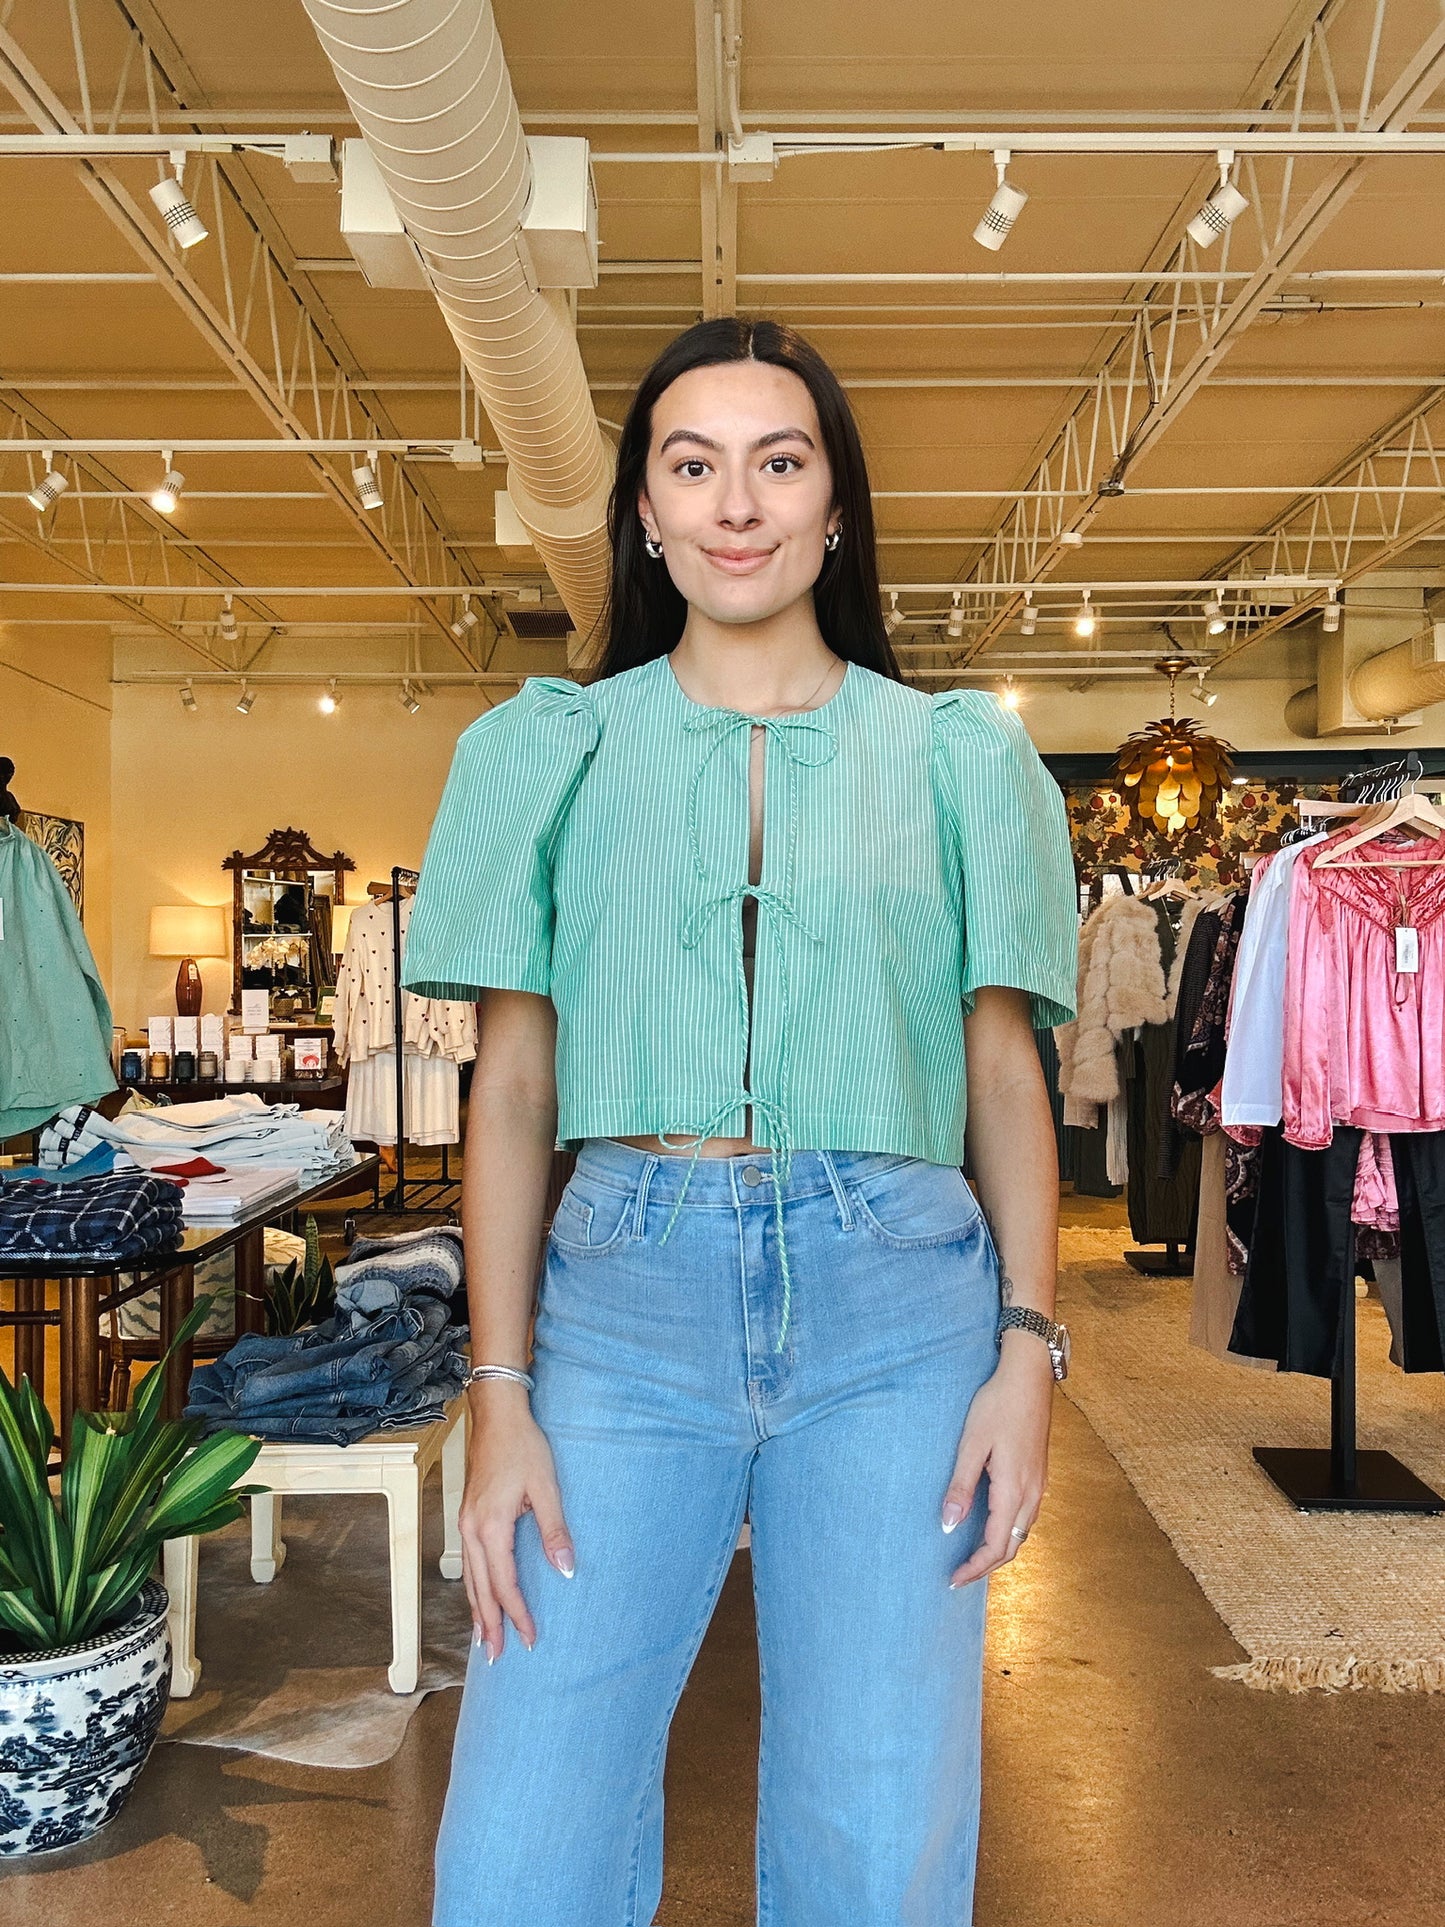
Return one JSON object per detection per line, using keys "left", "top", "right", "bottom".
{"left": 997, "top": 1306, "right": 1071, "bottom": 1381}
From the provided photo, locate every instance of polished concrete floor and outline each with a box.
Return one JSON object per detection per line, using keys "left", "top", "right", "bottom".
{"left": 6, "top": 1198, "right": 1445, "bottom": 1924}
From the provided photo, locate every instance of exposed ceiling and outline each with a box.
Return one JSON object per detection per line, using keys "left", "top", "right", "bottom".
{"left": 4, "top": 0, "right": 1445, "bottom": 705}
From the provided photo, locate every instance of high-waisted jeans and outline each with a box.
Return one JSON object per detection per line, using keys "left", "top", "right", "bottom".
{"left": 433, "top": 1138, "right": 1004, "bottom": 1927}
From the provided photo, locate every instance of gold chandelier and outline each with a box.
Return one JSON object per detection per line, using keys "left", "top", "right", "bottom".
{"left": 1112, "top": 656, "right": 1235, "bottom": 836}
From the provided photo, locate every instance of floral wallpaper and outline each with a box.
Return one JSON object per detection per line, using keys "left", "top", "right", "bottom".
{"left": 1063, "top": 781, "right": 1339, "bottom": 897}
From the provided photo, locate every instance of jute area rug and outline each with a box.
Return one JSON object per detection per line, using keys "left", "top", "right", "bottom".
{"left": 1058, "top": 1220, "right": 1445, "bottom": 1694}
{"left": 161, "top": 1491, "right": 472, "bottom": 1769}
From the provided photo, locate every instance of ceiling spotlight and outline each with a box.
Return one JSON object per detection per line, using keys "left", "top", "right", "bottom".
{"left": 945, "top": 591, "right": 965, "bottom": 641}
{"left": 399, "top": 681, "right": 422, "bottom": 715}
{"left": 180, "top": 682, "right": 198, "bottom": 713}
{"left": 1059, "top": 529, "right": 1085, "bottom": 549}
{"left": 1321, "top": 589, "right": 1342, "bottom": 634}
{"left": 151, "top": 453, "right": 185, "bottom": 514}
{"left": 972, "top": 149, "right": 1028, "bottom": 253}
{"left": 1191, "top": 674, "right": 1219, "bottom": 709}
{"left": 450, "top": 594, "right": 480, "bottom": 638}
{"left": 148, "top": 161, "right": 209, "bottom": 249}
{"left": 1020, "top": 592, "right": 1037, "bottom": 638}
{"left": 352, "top": 452, "right": 383, "bottom": 511}
{"left": 217, "top": 594, "right": 239, "bottom": 644}
{"left": 1000, "top": 675, "right": 1022, "bottom": 711}
{"left": 1203, "top": 594, "right": 1227, "bottom": 637}
{"left": 318, "top": 678, "right": 341, "bottom": 715}
{"left": 884, "top": 592, "right": 903, "bottom": 635}
{"left": 26, "top": 453, "right": 68, "bottom": 513}
{"left": 235, "top": 684, "right": 255, "bottom": 715}
{"left": 1186, "top": 150, "right": 1249, "bottom": 249}
{"left": 1073, "top": 590, "right": 1097, "bottom": 640}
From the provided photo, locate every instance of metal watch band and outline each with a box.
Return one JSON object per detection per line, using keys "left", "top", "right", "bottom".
{"left": 996, "top": 1306, "right": 1070, "bottom": 1380}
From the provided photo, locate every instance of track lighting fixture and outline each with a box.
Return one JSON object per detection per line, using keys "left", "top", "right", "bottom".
{"left": 972, "top": 149, "right": 1028, "bottom": 253}
{"left": 450, "top": 595, "right": 480, "bottom": 639}
{"left": 1000, "top": 676, "right": 1022, "bottom": 711}
{"left": 1073, "top": 591, "right": 1097, "bottom": 640}
{"left": 1190, "top": 672, "right": 1219, "bottom": 709}
{"left": 217, "top": 594, "right": 239, "bottom": 644}
{"left": 399, "top": 681, "right": 422, "bottom": 715}
{"left": 151, "top": 453, "right": 185, "bottom": 514}
{"left": 148, "top": 159, "right": 209, "bottom": 250}
{"left": 352, "top": 452, "right": 384, "bottom": 511}
{"left": 180, "top": 682, "right": 198, "bottom": 713}
{"left": 1186, "top": 151, "right": 1248, "bottom": 249}
{"left": 25, "top": 454, "right": 68, "bottom": 513}
{"left": 1020, "top": 593, "right": 1037, "bottom": 638}
{"left": 884, "top": 592, "right": 903, "bottom": 635}
{"left": 235, "top": 684, "right": 255, "bottom": 715}
{"left": 1321, "top": 589, "right": 1342, "bottom": 634}
{"left": 318, "top": 679, "right": 341, "bottom": 715}
{"left": 1203, "top": 594, "right": 1226, "bottom": 637}
{"left": 945, "top": 592, "right": 965, "bottom": 641}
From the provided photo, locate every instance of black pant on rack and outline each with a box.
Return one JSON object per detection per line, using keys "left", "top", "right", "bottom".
{"left": 1231, "top": 1125, "right": 1445, "bottom": 1376}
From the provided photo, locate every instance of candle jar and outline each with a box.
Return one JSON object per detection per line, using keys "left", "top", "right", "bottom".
{"left": 120, "top": 1049, "right": 145, "bottom": 1084}
{"left": 148, "top": 1051, "right": 171, "bottom": 1081}
{"left": 173, "top": 1051, "right": 197, "bottom": 1083}
{"left": 197, "top": 1050, "right": 220, "bottom": 1082}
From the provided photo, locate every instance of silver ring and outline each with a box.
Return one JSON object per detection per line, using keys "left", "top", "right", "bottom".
{"left": 1010, "top": 1526, "right": 1029, "bottom": 1541}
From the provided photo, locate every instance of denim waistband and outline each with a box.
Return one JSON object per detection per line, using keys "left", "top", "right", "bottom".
{"left": 572, "top": 1136, "right": 917, "bottom": 1209}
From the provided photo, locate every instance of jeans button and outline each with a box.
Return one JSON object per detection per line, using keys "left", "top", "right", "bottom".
{"left": 741, "top": 1165, "right": 765, "bottom": 1186}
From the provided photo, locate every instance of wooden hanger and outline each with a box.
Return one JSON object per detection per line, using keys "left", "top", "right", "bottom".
{"left": 1313, "top": 789, "right": 1445, "bottom": 868}
{"left": 1141, "top": 874, "right": 1195, "bottom": 900}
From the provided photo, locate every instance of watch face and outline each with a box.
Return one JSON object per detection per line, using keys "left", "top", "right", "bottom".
{"left": 1056, "top": 1324, "right": 1072, "bottom": 1377}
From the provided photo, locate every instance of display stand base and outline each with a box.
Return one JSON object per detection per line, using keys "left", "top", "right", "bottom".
{"left": 1253, "top": 1446, "right": 1445, "bottom": 1514}
{"left": 1124, "top": 1245, "right": 1193, "bottom": 1275}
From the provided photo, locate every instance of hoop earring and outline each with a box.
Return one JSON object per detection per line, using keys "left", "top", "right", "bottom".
{"left": 643, "top": 530, "right": 664, "bottom": 559}
{"left": 824, "top": 526, "right": 842, "bottom": 553}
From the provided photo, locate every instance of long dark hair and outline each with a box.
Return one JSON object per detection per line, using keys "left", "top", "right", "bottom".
{"left": 590, "top": 318, "right": 900, "bottom": 681}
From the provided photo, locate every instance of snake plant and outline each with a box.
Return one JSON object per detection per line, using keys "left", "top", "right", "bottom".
{"left": 0, "top": 1296, "right": 264, "bottom": 1652}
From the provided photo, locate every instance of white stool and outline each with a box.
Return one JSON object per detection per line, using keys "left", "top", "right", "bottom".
{"left": 163, "top": 1397, "right": 467, "bottom": 1697}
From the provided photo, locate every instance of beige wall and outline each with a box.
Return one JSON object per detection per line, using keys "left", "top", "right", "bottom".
{"left": 1, "top": 625, "right": 114, "bottom": 981}
{"left": 108, "top": 682, "right": 493, "bottom": 1031}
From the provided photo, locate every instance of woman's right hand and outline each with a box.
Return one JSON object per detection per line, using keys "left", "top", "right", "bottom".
{"left": 460, "top": 1381, "right": 575, "bottom": 1661}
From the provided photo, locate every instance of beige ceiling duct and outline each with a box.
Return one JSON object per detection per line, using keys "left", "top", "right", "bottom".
{"left": 1349, "top": 629, "right": 1445, "bottom": 720}
{"left": 301, "top": 0, "right": 614, "bottom": 644}
{"left": 1286, "top": 601, "right": 1445, "bottom": 737}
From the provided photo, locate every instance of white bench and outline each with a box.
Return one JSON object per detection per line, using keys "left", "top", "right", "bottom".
{"left": 163, "top": 1397, "right": 467, "bottom": 1697}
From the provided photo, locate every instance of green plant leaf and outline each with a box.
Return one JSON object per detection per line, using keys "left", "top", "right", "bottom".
{"left": 0, "top": 1582, "right": 58, "bottom": 1651}
{"left": 140, "top": 1430, "right": 263, "bottom": 1544}
{"left": 56, "top": 1415, "right": 131, "bottom": 1630}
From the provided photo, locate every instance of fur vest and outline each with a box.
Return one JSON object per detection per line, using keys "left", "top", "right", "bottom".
{"left": 1056, "top": 893, "right": 1204, "bottom": 1125}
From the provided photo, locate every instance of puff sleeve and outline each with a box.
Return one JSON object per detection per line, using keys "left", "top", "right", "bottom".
{"left": 931, "top": 689, "right": 1078, "bottom": 1028}
{"left": 401, "top": 676, "right": 600, "bottom": 1002}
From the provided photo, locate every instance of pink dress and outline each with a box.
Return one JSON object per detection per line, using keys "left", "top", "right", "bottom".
{"left": 1283, "top": 831, "right": 1445, "bottom": 1149}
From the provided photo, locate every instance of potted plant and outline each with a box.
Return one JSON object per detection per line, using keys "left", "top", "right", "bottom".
{"left": 0, "top": 1298, "right": 262, "bottom": 1856}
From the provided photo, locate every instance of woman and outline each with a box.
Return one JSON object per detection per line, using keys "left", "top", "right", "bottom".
{"left": 404, "top": 318, "right": 1078, "bottom": 1926}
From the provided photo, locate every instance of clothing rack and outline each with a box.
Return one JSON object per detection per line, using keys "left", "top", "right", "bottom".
{"left": 1252, "top": 763, "right": 1444, "bottom": 1514}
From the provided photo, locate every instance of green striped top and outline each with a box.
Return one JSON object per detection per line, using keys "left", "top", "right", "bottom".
{"left": 404, "top": 650, "right": 1078, "bottom": 1171}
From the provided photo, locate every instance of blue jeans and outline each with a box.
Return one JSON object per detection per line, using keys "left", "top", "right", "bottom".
{"left": 434, "top": 1139, "right": 1003, "bottom": 1927}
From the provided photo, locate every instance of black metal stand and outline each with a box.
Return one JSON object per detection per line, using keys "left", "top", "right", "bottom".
{"left": 1254, "top": 1277, "right": 1444, "bottom": 1514}
{"left": 1124, "top": 1241, "right": 1193, "bottom": 1274}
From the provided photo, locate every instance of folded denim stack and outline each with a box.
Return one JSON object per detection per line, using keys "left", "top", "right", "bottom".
{"left": 0, "top": 1169, "right": 183, "bottom": 1263}
{"left": 184, "top": 1229, "right": 468, "bottom": 1445}
{"left": 41, "top": 1095, "right": 352, "bottom": 1180}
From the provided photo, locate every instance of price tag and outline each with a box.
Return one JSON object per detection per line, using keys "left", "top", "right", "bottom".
{"left": 1396, "top": 925, "right": 1420, "bottom": 973}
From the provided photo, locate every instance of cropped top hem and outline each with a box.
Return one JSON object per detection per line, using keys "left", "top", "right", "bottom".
{"left": 556, "top": 1106, "right": 968, "bottom": 1167}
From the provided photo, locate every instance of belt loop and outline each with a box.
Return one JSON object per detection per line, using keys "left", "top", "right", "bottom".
{"left": 817, "top": 1148, "right": 854, "bottom": 1230}
{"left": 632, "top": 1153, "right": 659, "bottom": 1240}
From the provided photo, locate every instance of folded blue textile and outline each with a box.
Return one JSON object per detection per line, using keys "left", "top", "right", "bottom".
{"left": 0, "top": 1168, "right": 183, "bottom": 1262}
{"left": 0, "top": 1143, "right": 129, "bottom": 1185}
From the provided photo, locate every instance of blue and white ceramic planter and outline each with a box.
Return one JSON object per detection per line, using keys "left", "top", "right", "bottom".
{"left": 0, "top": 1580, "right": 170, "bottom": 1857}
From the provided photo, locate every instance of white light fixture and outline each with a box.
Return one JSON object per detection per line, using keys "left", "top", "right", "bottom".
{"left": 235, "top": 684, "right": 255, "bottom": 714}
{"left": 318, "top": 678, "right": 341, "bottom": 715}
{"left": 352, "top": 451, "right": 384, "bottom": 511}
{"left": 399, "top": 681, "right": 421, "bottom": 714}
{"left": 972, "top": 149, "right": 1028, "bottom": 252}
{"left": 884, "top": 592, "right": 903, "bottom": 635}
{"left": 1186, "top": 151, "right": 1249, "bottom": 249}
{"left": 1322, "top": 589, "right": 1342, "bottom": 633}
{"left": 1230, "top": 774, "right": 1249, "bottom": 786}
{"left": 1203, "top": 594, "right": 1227, "bottom": 637}
{"left": 26, "top": 451, "right": 69, "bottom": 513}
{"left": 179, "top": 682, "right": 198, "bottom": 713}
{"left": 1000, "top": 675, "right": 1022, "bottom": 711}
{"left": 217, "top": 594, "right": 239, "bottom": 644}
{"left": 1073, "top": 591, "right": 1097, "bottom": 640}
{"left": 1059, "top": 528, "right": 1084, "bottom": 549}
{"left": 450, "top": 594, "right": 480, "bottom": 639}
{"left": 151, "top": 452, "right": 185, "bottom": 514}
{"left": 1020, "top": 592, "right": 1037, "bottom": 638}
{"left": 1191, "top": 673, "right": 1219, "bottom": 708}
{"left": 945, "top": 591, "right": 965, "bottom": 641}
{"left": 148, "top": 160, "right": 209, "bottom": 250}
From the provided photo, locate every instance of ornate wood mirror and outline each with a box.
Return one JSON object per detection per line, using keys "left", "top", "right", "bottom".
{"left": 222, "top": 828, "right": 354, "bottom": 1016}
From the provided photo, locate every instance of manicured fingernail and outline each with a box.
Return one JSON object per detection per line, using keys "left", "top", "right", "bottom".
{"left": 555, "top": 1549, "right": 575, "bottom": 1578}
{"left": 485, "top": 1641, "right": 495, "bottom": 1665}
{"left": 941, "top": 1500, "right": 964, "bottom": 1532}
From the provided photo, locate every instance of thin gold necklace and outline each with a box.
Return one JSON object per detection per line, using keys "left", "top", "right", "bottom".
{"left": 759, "top": 656, "right": 842, "bottom": 717}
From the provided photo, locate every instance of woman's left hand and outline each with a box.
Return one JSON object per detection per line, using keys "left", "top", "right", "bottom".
{"left": 940, "top": 1338, "right": 1054, "bottom": 1587}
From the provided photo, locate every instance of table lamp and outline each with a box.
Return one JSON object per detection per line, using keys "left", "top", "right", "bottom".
{"left": 149, "top": 904, "right": 229, "bottom": 1017}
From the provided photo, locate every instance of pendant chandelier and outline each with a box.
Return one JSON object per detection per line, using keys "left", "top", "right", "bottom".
{"left": 1112, "top": 655, "right": 1235, "bottom": 836}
